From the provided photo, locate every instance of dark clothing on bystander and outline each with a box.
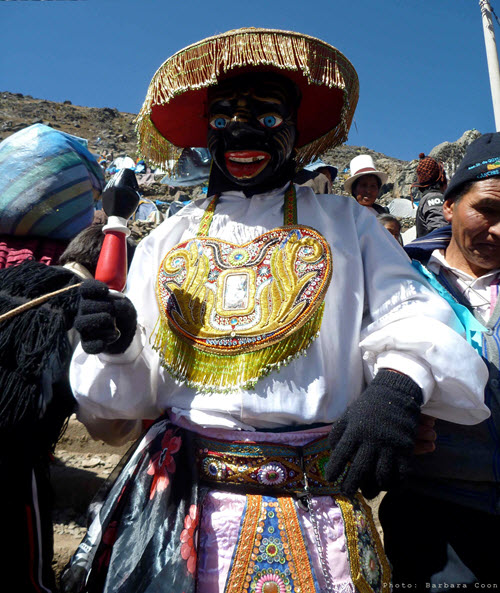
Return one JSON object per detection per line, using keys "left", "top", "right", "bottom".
{"left": 415, "top": 187, "right": 447, "bottom": 237}
{"left": 380, "top": 488, "right": 500, "bottom": 588}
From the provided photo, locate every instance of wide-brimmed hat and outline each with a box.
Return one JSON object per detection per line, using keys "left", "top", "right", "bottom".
{"left": 304, "top": 158, "right": 338, "bottom": 181}
{"left": 136, "top": 28, "right": 359, "bottom": 170}
{"left": 343, "top": 154, "right": 388, "bottom": 194}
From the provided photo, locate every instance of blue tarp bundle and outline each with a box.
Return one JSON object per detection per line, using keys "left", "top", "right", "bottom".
{"left": 0, "top": 124, "right": 105, "bottom": 239}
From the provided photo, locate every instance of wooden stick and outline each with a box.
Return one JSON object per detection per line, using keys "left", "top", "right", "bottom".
{"left": 0, "top": 282, "right": 82, "bottom": 324}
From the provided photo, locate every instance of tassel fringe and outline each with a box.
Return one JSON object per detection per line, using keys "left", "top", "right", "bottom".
{"left": 0, "top": 261, "right": 80, "bottom": 450}
{"left": 152, "top": 303, "right": 325, "bottom": 393}
{"left": 136, "top": 28, "right": 359, "bottom": 172}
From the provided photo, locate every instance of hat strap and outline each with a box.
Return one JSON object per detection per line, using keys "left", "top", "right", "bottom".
{"left": 355, "top": 167, "right": 377, "bottom": 175}
{"left": 197, "top": 184, "right": 297, "bottom": 237}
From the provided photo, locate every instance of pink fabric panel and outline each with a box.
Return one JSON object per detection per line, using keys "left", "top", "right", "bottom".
{"left": 197, "top": 491, "right": 245, "bottom": 592}
{"left": 298, "top": 496, "right": 354, "bottom": 589}
{"left": 196, "top": 490, "right": 355, "bottom": 593}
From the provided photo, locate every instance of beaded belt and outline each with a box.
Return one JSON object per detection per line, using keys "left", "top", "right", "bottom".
{"left": 194, "top": 432, "right": 392, "bottom": 592}
{"left": 195, "top": 434, "right": 345, "bottom": 495}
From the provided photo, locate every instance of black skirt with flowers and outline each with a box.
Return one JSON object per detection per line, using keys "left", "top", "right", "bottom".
{"left": 60, "top": 417, "right": 199, "bottom": 593}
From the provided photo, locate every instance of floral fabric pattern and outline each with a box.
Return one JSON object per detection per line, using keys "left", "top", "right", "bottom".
{"left": 146, "top": 428, "right": 181, "bottom": 500}
{"left": 61, "top": 418, "right": 199, "bottom": 593}
{"left": 180, "top": 504, "right": 199, "bottom": 575}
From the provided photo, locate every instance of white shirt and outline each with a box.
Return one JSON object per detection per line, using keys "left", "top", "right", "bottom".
{"left": 363, "top": 205, "right": 379, "bottom": 217}
{"left": 70, "top": 185, "right": 490, "bottom": 432}
{"left": 428, "top": 249, "right": 500, "bottom": 321}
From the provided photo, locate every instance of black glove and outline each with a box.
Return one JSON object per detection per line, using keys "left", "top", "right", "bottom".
{"left": 74, "top": 280, "right": 137, "bottom": 355}
{"left": 325, "top": 369, "right": 423, "bottom": 499}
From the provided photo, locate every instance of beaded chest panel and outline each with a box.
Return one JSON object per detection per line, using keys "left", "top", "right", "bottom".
{"left": 156, "top": 225, "right": 331, "bottom": 354}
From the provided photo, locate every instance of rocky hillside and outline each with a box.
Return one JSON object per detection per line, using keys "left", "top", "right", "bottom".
{"left": 0, "top": 91, "right": 138, "bottom": 156}
{"left": 0, "top": 91, "right": 481, "bottom": 211}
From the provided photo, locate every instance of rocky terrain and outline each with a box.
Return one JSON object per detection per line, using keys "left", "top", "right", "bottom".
{"left": 0, "top": 91, "right": 478, "bottom": 586}
{"left": 51, "top": 418, "right": 130, "bottom": 580}
{"left": 0, "top": 91, "right": 482, "bottom": 219}
{"left": 0, "top": 92, "right": 138, "bottom": 156}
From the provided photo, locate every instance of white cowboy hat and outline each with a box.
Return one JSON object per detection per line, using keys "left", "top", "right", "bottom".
{"left": 343, "top": 154, "right": 388, "bottom": 194}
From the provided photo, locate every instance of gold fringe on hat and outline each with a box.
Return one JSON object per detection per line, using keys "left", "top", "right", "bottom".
{"left": 136, "top": 28, "right": 359, "bottom": 172}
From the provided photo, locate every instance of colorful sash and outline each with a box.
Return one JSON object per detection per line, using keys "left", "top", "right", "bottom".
{"left": 195, "top": 433, "right": 391, "bottom": 593}
{"left": 195, "top": 434, "right": 341, "bottom": 494}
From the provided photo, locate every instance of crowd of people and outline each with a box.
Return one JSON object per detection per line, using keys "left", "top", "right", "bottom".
{"left": 326, "top": 151, "right": 450, "bottom": 246}
{"left": 1, "top": 26, "right": 499, "bottom": 593}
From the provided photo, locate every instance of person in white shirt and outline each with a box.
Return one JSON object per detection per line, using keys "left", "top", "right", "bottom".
{"left": 62, "top": 28, "right": 489, "bottom": 593}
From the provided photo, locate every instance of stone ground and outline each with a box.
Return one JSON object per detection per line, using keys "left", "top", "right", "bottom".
{"left": 51, "top": 416, "right": 131, "bottom": 582}
{"left": 51, "top": 417, "right": 385, "bottom": 587}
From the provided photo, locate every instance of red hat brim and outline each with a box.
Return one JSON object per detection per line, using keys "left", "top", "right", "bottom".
{"left": 137, "top": 29, "right": 359, "bottom": 169}
{"left": 150, "top": 65, "right": 348, "bottom": 150}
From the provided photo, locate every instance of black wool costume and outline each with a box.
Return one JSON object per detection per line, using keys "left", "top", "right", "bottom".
{"left": 0, "top": 261, "right": 82, "bottom": 591}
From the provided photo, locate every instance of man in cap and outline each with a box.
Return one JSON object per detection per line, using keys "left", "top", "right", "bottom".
{"left": 380, "top": 132, "right": 500, "bottom": 588}
{"left": 64, "top": 28, "right": 488, "bottom": 593}
{"left": 413, "top": 152, "right": 448, "bottom": 237}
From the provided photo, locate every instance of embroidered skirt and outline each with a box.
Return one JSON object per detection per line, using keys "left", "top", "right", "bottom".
{"left": 62, "top": 418, "right": 390, "bottom": 593}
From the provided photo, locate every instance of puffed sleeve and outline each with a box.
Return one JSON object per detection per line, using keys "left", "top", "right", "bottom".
{"left": 70, "top": 206, "right": 199, "bottom": 424}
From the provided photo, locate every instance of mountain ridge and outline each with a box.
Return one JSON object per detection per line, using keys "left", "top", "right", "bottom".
{"left": 0, "top": 91, "right": 480, "bottom": 207}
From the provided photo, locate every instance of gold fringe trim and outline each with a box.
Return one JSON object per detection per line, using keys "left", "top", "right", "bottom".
{"left": 336, "top": 493, "right": 392, "bottom": 592}
{"left": 151, "top": 303, "right": 324, "bottom": 393}
{"left": 136, "top": 117, "right": 183, "bottom": 174}
{"left": 136, "top": 28, "right": 359, "bottom": 172}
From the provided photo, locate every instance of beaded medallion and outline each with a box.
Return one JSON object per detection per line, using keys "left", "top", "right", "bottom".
{"left": 154, "top": 186, "right": 332, "bottom": 391}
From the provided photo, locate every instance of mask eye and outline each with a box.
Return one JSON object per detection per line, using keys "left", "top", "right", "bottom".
{"left": 209, "top": 116, "right": 229, "bottom": 129}
{"left": 258, "top": 114, "right": 283, "bottom": 128}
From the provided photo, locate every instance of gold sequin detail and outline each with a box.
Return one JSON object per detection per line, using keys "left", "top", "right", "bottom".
{"left": 136, "top": 28, "right": 359, "bottom": 172}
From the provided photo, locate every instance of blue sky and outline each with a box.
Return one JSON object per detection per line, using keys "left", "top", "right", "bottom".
{"left": 0, "top": 0, "right": 498, "bottom": 161}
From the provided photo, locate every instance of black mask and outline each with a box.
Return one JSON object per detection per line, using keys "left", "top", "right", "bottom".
{"left": 207, "top": 73, "right": 299, "bottom": 197}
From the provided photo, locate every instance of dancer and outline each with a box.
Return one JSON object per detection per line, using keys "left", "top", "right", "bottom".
{"left": 64, "top": 28, "right": 488, "bottom": 593}
{"left": 0, "top": 124, "right": 105, "bottom": 592}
